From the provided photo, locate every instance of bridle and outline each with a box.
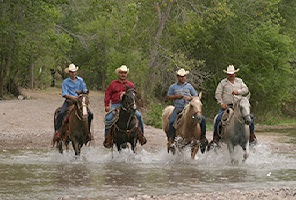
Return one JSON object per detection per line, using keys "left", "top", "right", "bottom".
{"left": 75, "top": 94, "right": 89, "bottom": 121}
{"left": 121, "top": 88, "right": 136, "bottom": 112}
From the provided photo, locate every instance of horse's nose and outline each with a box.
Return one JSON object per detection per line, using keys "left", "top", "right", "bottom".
{"left": 245, "top": 116, "right": 252, "bottom": 125}
{"left": 192, "top": 114, "right": 202, "bottom": 124}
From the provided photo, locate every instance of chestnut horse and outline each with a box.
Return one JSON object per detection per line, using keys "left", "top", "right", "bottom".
{"left": 53, "top": 92, "right": 90, "bottom": 156}
{"left": 162, "top": 93, "right": 203, "bottom": 159}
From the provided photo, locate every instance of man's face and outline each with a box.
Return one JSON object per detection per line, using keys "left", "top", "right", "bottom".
{"left": 177, "top": 75, "right": 186, "bottom": 83}
{"left": 69, "top": 71, "right": 76, "bottom": 79}
{"left": 118, "top": 71, "right": 128, "bottom": 80}
{"left": 227, "top": 73, "right": 235, "bottom": 81}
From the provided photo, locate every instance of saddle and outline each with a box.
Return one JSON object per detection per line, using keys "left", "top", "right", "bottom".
{"left": 218, "top": 107, "right": 234, "bottom": 137}
{"left": 105, "top": 108, "right": 120, "bottom": 130}
{"left": 221, "top": 107, "right": 234, "bottom": 126}
{"left": 173, "top": 109, "right": 184, "bottom": 129}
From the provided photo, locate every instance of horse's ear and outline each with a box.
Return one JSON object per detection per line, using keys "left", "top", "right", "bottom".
{"left": 199, "top": 92, "right": 202, "bottom": 99}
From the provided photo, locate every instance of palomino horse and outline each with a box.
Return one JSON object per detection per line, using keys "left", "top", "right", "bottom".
{"left": 162, "top": 93, "right": 203, "bottom": 159}
{"left": 109, "top": 87, "right": 140, "bottom": 152}
{"left": 53, "top": 91, "right": 90, "bottom": 156}
{"left": 212, "top": 94, "right": 252, "bottom": 163}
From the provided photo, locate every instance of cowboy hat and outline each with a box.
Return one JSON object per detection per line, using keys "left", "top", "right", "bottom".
{"left": 176, "top": 68, "right": 190, "bottom": 76}
{"left": 64, "top": 63, "right": 79, "bottom": 73}
{"left": 223, "top": 65, "right": 240, "bottom": 74}
{"left": 115, "top": 65, "right": 129, "bottom": 74}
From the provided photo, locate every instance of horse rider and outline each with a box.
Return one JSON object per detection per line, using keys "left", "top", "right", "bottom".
{"left": 166, "top": 68, "right": 208, "bottom": 153}
{"left": 54, "top": 63, "right": 93, "bottom": 142}
{"left": 103, "top": 65, "right": 147, "bottom": 148}
{"left": 208, "top": 65, "right": 257, "bottom": 149}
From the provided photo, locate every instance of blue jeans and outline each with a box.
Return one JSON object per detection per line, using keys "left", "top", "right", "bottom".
{"left": 213, "top": 108, "right": 255, "bottom": 139}
{"left": 168, "top": 107, "right": 206, "bottom": 139}
{"left": 104, "top": 103, "right": 144, "bottom": 137}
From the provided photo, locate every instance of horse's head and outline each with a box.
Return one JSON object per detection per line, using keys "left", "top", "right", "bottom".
{"left": 121, "top": 87, "right": 137, "bottom": 114}
{"left": 74, "top": 93, "right": 89, "bottom": 120}
{"left": 189, "top": 94, "right": 202, "bottom": 124}
{"left": 238, "top": 95, "right": 251, "bottom": 125}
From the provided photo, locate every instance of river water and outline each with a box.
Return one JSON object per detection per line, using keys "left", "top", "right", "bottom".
{"left": 0, "top": 130, "right": 295, "bottom": 200}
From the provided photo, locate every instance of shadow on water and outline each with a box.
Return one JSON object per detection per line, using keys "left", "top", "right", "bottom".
{"left": 0, "top": 129, "right": 296, "bottom": 200}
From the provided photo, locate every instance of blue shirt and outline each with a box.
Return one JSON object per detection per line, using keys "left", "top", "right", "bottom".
{"left": 168, "top": 82, "right": 198, "bottom": 108}
{"left": 62, "top": 76, "right": 87, "bottom": 97}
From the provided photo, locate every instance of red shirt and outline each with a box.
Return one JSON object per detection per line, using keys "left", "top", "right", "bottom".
{"left": 104, "top": 80, "right": 134, "bottom": 107}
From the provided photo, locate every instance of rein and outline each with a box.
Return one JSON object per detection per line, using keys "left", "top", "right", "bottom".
{"left": 74, "top": 95, "right": 89, "bottom": 121}
{"left": 114, "top": 115, "right": 138, "bottom": 133}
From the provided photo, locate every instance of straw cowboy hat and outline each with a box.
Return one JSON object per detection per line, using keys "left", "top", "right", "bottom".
{"left": 64, "top": 63, "right": 79, "bottom": 73}
{"left": 223, "top": 65, "right": 240, "bottom": 74}
{"left": 176, "top": 68, "right": 190, "bottom": 76}
{"left": 115, "top": 65, "right": 129, "bottom": 74}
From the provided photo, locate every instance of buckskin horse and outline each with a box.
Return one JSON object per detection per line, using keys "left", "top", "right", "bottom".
{"left": 109, "top": 87, "right": 140, "bottom": 153}
{"left": 162, "top": 93, "right": 203, "bottom": 159}
{"left": 210, "top": 94, "right": 252, "bottom": 163}
{"left": 53, "top": 91, "right": 91, "bottom": 156}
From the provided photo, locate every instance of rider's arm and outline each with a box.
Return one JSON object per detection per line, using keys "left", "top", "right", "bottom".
{"left": 215, "top": 81, "right": 228, "bottom": 109}
{"left": 166, "top": 84, "right": 183, "bottom": 100}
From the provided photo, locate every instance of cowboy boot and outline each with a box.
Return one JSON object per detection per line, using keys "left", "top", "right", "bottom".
{"left": 137, "top": 131, "right": 147, "bottom": 145}
{"left": 200, "top": 131, "right": 208, "bottom": 154}
{"left": 207, "top": 131, "right": 220, "bottom": 151}
{"left": 52, "top": 129, "right": 61, "bottom": 146}
{"left": 167, "top": 137, "right": 176, "bottom": 154}
{"left": 103, "top": 132, "right": 113, "bottom": 148}
{"left": 249, "top": 131, "right": 257, "bottom": 145}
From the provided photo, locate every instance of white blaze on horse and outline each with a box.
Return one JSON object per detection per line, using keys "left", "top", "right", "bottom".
{"left": 213, "top": 94, "right": 252, "bottom": 163}
{"left": 162, "top": 93, "right": 203, "bottom": 159}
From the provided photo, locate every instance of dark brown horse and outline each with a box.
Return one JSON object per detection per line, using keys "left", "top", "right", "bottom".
{"left": 53, "top": 91, "right": 90, "bottom": 156}
{"left": 110, "top": 87, "right": 140, "bottom": 152}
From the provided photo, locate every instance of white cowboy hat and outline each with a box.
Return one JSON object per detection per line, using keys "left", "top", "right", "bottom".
{"left": 64, "top": 63, "right": 79, "bottom": 73}
{"left": 176, "top": 68, "right": 190, "bottom": 76}
{"left": 115, "top": 65, "right": 129, "bottom": 74}
{"left": 223, "top": 65, "right": 240, "bottom": 74}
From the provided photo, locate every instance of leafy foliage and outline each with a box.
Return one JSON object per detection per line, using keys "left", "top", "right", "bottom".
{"left": 1, "top": 0, "right": 296, "bottom": 125}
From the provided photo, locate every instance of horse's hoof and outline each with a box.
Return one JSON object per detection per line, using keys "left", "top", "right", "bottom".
{"left": 167, "top": 145, "right": 176, "bottom": 155}
{"left": 249, "top": 139, "right": 258, "bottom": 146}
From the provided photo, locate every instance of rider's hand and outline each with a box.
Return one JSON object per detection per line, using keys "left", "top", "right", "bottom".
{"left": 175, "top": 94, "right": 183, "bottom": 99}
{"left": 221, "top": 103, "right": 227, "bottom": 110}
{"left": 120, "top": 92, "right": 126, "bottom": 99}
{"left": 71, "top": 96, "right": 78, "bottom": 101}
{"left": 183, "top": 96, "right": 192, "bottom": 101}
{"left": 232, "top": 90, "right": 239, "bottom": 95}
{"left": 105, "top": 106, "right": 110, "bottom": 112}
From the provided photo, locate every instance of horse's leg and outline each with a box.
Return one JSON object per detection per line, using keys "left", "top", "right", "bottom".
{"left": 191, "top": 143, "right": 199, "bottom": 160}
{"left": 242, "top": 143, "right": 249, "bottom": 162}
{"left": 117, "top": 144, "right": 121, "bottom": 152}
{"left": 227, "top": 143, "right": 235, "bottom": 164}
{"left": 71, "top": 138, "right": 79, "bottom": 156}
{"left": 57, "top": 140, "right": 63, "bottom": 154}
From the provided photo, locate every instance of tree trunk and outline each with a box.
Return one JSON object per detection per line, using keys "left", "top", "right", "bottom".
{"left": 30, "top": 63, "right": 34, "bottom": 89}
{"left": 148, "top": 2, "right": 172, "bottom": 69}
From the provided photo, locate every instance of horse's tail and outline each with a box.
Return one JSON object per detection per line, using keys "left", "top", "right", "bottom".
{"left": 162, "top": 106, "right": 174, "bottom": 131}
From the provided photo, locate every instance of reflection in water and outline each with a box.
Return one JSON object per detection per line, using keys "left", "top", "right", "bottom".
{"left": 0, "top": 131, "right": 295, "bottom": 199}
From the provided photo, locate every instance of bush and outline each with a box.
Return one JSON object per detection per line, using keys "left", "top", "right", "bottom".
{"left": 143, "top": 103, "right": 165, "bottom": 129}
